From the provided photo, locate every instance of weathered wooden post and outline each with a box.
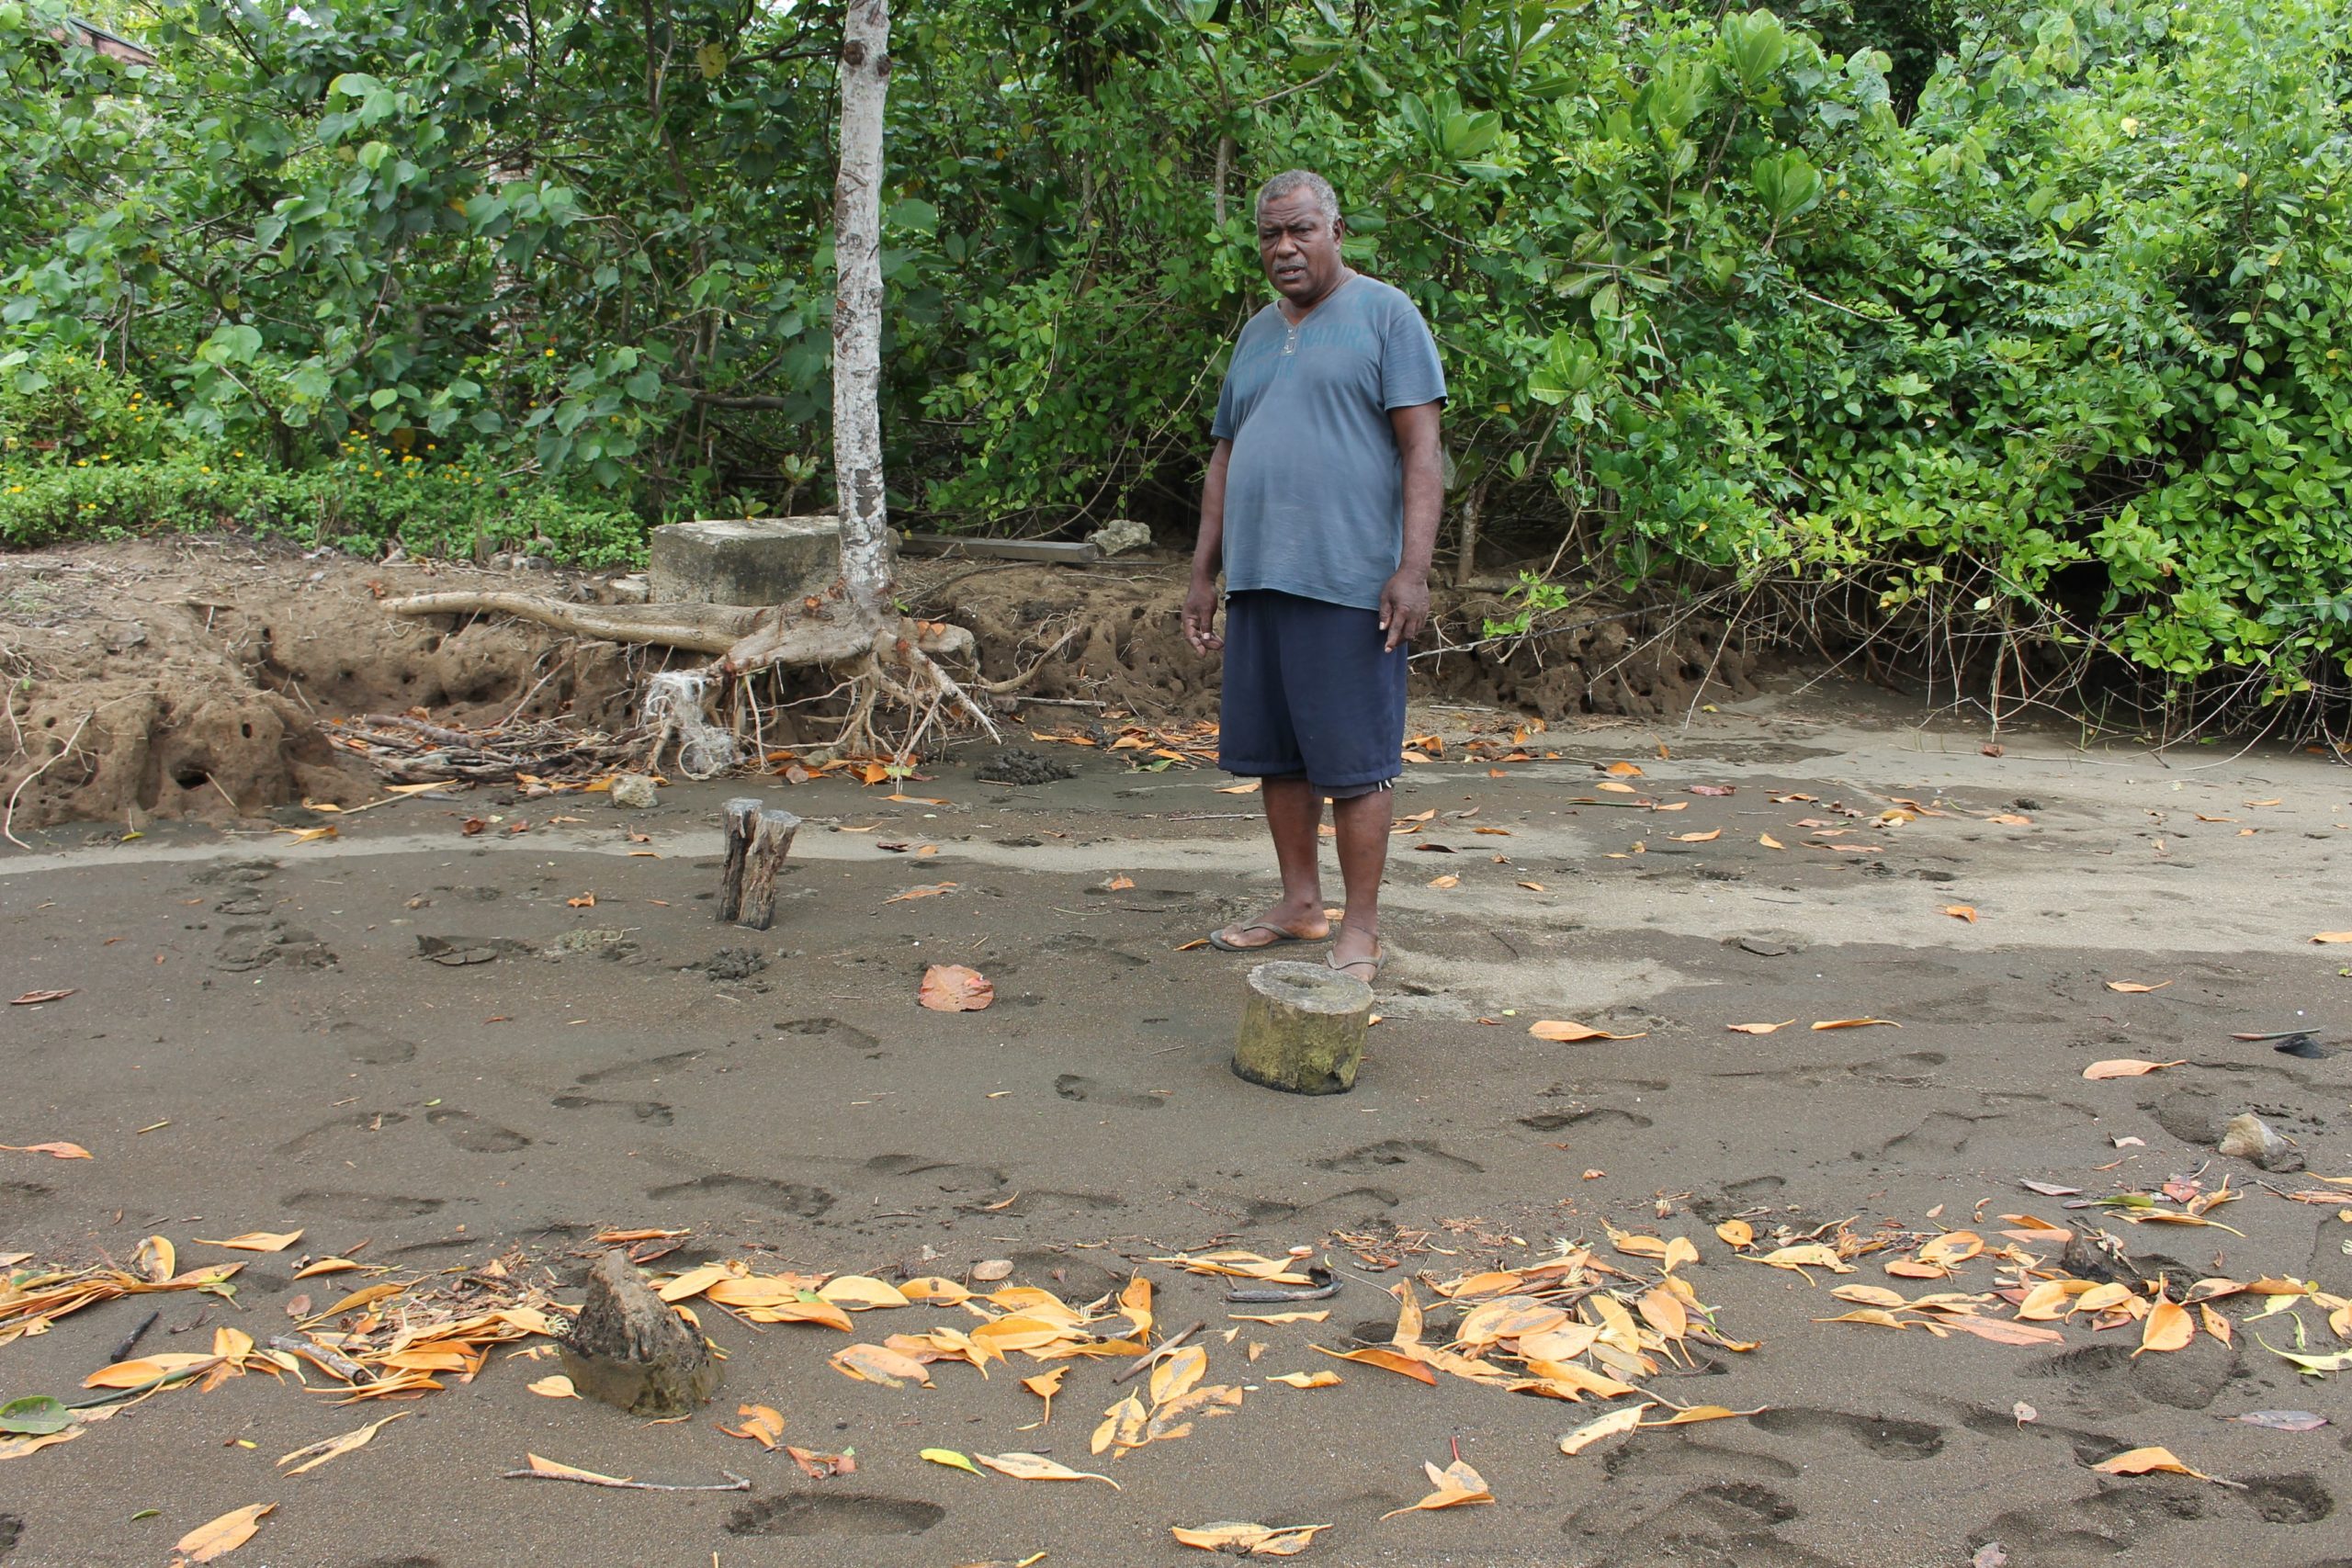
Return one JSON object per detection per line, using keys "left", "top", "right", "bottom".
{"left": 1231, "top": 960, "right": 1374, "bottom": 1094}
{"left": 718, "top": 799, "right": 800, "bottom": 931}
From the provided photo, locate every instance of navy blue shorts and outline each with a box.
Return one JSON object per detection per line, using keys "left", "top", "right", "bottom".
{"left": 1217, "top": 590, "right": 1407, "bottom": 796}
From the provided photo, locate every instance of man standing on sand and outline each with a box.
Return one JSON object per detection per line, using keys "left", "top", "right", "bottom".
{"left": 1183, "top": 169, "right": 1445, "bottom": 985}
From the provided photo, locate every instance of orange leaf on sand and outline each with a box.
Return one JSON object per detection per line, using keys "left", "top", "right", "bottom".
{"left": 1725, "top": 1021, "right": 1794, "bottom": 1035}
{"left": 2082, "top": 1058, "right": 2185, "bottom": 1079}
{"left": 2090, "top": 1446, "right": 2239, "bottom": 1486}
{"left": 1171, "top": 1522, "right": 1330, "bottom": 1555}
{"left": 830, "top": 1343, "right": 935, "bottom": 1388}
{"left": 2311, "top": 932, "right": 2352, "bottom": 943}
{"left": 918, "top": 964, "right": 993, "bottom": 1012}
{"left": 2104, "top": 980, "right": 2172, "bottom": 993}
{"left": 0, "top": 1141, "right": 91, "bottom": 1159}
{"left": 1603, "top": 761, "right": 1644, "bottom": 777}
{"left": 1379, "top": 1458, "right": 1493, "bottom": 1517}
{"left": 1758, "top": 834, "right": 1784, "bottom": 849}
{"left": 1944, "top": 906, "right": 1978, "bottom": 922}
{"left": 1936, "top": 1315, "right": 2066, "bottom": 1347}
{"left": 884, "top": 881, "right": 957, "bottom": 903}
{"left": 975, "top": 1452, "right": 1120, "bottom": 1487}
{"left": 1810, "top": 1018, "right": 1900, "bottom": 1032}
{"left": 718, "top": 1404, "right": 785, "bottom": 1448}
{"left": 2136, "top": 1296, "right": 2195, "bottom": 1356}
{"left": 1310, "top": 1345, "right": 1436, "bottom": 1386}
{"left": 1529, "top": 1021, "right": 1647, "bottom": 1042}
{"left": 8, "top": 989, "right": 75, "bottom": 1006}
{"left": 174, "top": 1503, "right": 275, "bottom": 1562}
{"left": 1558, "top": 1404, "right": 1654, "bottom": 1456}
{"left": 195, "top": 1231, "right": 303, "bottom": 1253}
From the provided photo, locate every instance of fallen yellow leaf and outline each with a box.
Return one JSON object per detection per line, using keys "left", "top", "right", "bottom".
{"left": 1558, "top": 1403, "right": 1654, "bottom": 1455}
{"left": 718, "top": 1403, "right": 785, "bottom": 1448}
{"left": 2082, "top": 1058, "right": 2186, "bottom": 1079}
{"left": 1379, "top": 1457, "right": 1493, "bottom": 1517}
{"left": 194, "top": 1230, "right": 303, "bottom": 1253}
{"left": 174, "top": 1503, "right": 276, "bottom": 1562}
{"left": 1529, "top": 1020, "right": 1648, "bottom": 1042}
{"left": 2090, "top": 1445, "right": 2234, "bottom": 1485}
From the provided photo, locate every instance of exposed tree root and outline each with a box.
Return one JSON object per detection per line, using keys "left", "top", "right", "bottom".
{"left": 384, "top": 589, "right": 992, "bottom": 762}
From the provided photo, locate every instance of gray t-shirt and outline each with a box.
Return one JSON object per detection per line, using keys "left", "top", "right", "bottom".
{"left": 1210, "top": 275, "right": 1446, "bottom": 611}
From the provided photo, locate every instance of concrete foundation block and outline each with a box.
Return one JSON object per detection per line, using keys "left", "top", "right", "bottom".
{"left": 648, "top": 515, "right": 842, "bottom": 606}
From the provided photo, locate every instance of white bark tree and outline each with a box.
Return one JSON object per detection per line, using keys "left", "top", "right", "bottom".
{"left": 390, "top": 0, "right": 1001, "bottom": 761}
{"left": 830, "top": 0, "right": 895, "bottom": 636}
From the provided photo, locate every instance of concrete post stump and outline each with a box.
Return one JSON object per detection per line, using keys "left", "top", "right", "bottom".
{"left": 1231, "top": 960, "right": 1374, "bottom": 1094}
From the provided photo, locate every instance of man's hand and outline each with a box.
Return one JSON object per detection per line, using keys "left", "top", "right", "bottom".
{"left": 1183, "top": 580, "right": 1225, "bottom": 653}
{"left": 1378, "top": 569, "right": 1429, "bottom": 652}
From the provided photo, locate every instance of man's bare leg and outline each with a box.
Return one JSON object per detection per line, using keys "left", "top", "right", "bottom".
{"left": 1213, "top": 776, "right": 1331, "bottom": 949}
{"left": 1329, "top": 787, "right": 1393, "bottom": 976}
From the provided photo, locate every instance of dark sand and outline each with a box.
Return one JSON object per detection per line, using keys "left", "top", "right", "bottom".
{"left": 4, "top": 682, "right": 2349, "bottom": 1568}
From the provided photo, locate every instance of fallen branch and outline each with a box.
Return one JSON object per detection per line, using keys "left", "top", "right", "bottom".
{"left": 503, "top": 1460, "right": 751, "bottom": 1493}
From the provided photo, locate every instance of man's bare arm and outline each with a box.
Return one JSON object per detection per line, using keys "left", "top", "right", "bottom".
{"left": 1184, "top": 437, "right": 1234, "bottom": 653}
{"left": 1382, "top": 400, "right": 1443, "bottom": 650}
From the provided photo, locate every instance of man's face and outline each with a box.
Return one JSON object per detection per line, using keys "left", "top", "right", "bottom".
{"left": 1257, "top": 192, "right": 1345, "bottom": 308}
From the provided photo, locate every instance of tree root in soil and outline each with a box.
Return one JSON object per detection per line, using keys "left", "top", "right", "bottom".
{"left": 383, "top": 589, "right": 995, "bottom": 763}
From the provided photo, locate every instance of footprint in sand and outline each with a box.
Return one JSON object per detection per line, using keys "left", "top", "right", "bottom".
{"left": 1313, "top": 1138, "right": 1485, "bottom": 1174}
{"left": 552, "top": 1092, "right": 674, "bottom": 1126}
{"left": 776, "top": 1017, "right": 880, "bottom": 1050}
{"left": 275, "top": 1111, "right": 409, "bottom": 1156}
{"left": 646, "top": 1173, "right": 835, "bottom": 1218}
{"left": 1053, "top": 1073, "right": 1164, "bottom": 1110}
{"left": 321, "top": 1021, "right": 418, "bottom": 1066}
{"left": 575, "top": 1050, "right": 706, "bottom": 1085}
{"left": 1746, "top": 1407, "right": 1946, "bottom": 1461}
{"left": 424, "top": 1108, "right": 531, "bottom": 1153}
{"left": 282, "top": 1190, "right": 445, "bottom": 1222}
{"left": 725, "top": 1495, "right": 943, "bottom": 1537}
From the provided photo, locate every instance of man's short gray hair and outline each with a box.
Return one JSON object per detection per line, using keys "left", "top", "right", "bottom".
{"left": 1254, "top": 170, "right": 1340, "bottom": 228}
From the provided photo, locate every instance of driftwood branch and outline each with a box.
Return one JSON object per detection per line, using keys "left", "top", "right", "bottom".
{"left": 501, "top": 1465, "right": 752, "bottom": 1493}
{"left": 384, "top": 590, "right": 976, "bottom": 673}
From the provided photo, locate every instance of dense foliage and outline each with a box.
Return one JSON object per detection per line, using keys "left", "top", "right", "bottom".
{"left": 4, "top": 0, "right": 2348, "bottom": 715}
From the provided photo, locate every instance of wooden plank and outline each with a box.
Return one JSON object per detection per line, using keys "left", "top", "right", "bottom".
{"left": 899, "top": 534, "right": 1100, "bottom": 565}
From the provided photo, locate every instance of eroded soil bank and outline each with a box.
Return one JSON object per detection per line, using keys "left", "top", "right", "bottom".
{"left": 1, "top": 538, "right": 1753, "bottom": 833}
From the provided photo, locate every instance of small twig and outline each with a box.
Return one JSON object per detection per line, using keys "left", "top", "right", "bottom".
{"left": 1112, "top": 1319, "right": 1206, "bottom": 1385}
{"left": 107, "top": 1309, "right": 161, "bottom": 1366}
{"left": 503, "top": 1465, "right": 752, "bottom": 1493}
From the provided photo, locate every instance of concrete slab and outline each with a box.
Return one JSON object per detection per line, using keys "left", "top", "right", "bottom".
{"left": 648, "top": 514, "right": 842, "bottom": 605}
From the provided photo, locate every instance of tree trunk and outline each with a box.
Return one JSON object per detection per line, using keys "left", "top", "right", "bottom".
{"left": 1453, "top": 474, "right": 1490, "bottom": 588}
{"left": 833, "top": 0, "right": 895, "bottom": 637}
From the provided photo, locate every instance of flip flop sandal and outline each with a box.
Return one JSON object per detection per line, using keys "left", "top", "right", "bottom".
{"left": 1327, "top": 949, "right": 1384, "bottom": 983}
{"left": 1206, "top": 922, "right": 1322, "bottom": 953}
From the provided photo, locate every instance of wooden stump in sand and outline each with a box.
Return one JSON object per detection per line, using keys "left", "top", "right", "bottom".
{"left": 1231, "top": 960, "right": 1374, "bottom": 1095}
{"left": 719, "top": 799, "right": 800, "bottom": 931}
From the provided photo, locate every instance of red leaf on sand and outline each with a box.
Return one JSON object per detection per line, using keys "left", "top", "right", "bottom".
{"left": 919, "top": 965, "right": 994, "bottom": 1012}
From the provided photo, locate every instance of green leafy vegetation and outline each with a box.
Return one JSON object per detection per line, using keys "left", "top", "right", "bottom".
{"left": 5, "top": 0, "right": 2348, "bottom": 719}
